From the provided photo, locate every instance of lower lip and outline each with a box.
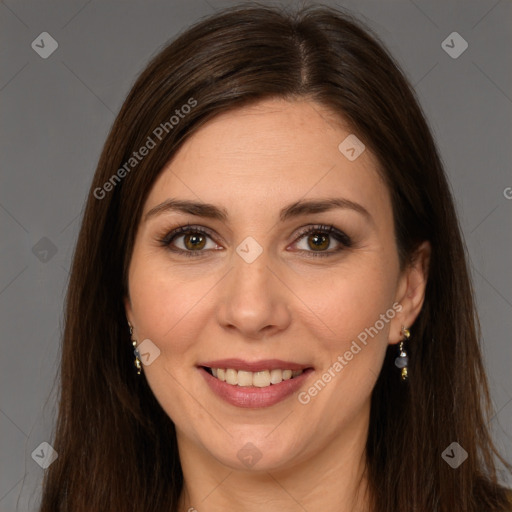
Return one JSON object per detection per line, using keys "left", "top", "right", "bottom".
{"left": 199, "top": 367, "right": 314, "bottom": 408}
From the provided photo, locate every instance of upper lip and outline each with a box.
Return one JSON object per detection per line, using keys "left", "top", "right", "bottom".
{"left": 198, "top": 358, "right": 312, "bottom": 372}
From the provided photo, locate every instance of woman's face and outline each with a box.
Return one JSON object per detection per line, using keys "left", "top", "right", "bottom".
{"left": 125, "top": 98, "right": 424, "bottom": 472}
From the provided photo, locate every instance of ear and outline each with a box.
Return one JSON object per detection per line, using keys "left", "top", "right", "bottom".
{"left": 389, "top": 241, "right": 431, "bottom": 344}
{"left": 124, "top": 295, "right": 134, "bottom": 330}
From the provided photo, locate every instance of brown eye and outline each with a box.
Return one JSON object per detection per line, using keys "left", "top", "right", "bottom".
{"left": 307, "top": 232, "right": 330, "bottom": 251}
{"left": 183, "top": 233, "right": 207, "bottom": 251}
{"left": 161, "top": 225, "right": 221, "bottom": 257}
{"left": 292, "top": 224, "right": 353, "bottom": 258}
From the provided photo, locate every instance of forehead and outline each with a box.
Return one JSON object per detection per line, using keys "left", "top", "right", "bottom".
{"left": 144, "top": 98, "right": 391, "bottom": 223}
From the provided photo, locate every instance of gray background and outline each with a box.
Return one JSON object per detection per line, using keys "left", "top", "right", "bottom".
{"left": 1, "top": 0, "right": 511, "bottom": 509}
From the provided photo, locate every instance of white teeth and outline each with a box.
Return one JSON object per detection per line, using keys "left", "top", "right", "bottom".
{"left": 208, "top": 367, "right": 304, "bottom": 387}
{"left": 253, "top": 370, "right": 271, "bottom": 388}
{"left": 237, "top": 370, "right": 253, "bottom": 387}
{"left": 269, "top": 369, "right": 283, "bottom": 384}
{"left": 225, "top": 369, "right": 238, "bottom": 385}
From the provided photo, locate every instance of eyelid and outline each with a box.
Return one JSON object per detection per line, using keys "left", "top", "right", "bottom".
{"left": 292, "top": 224, "right": 351, "bottom": 246}
{"left": 159, "top": 223, "right": 219, "bottom": 246}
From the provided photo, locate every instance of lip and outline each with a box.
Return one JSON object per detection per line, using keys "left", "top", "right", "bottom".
{"left": 198, "top": 358, "right": 310, "bottom": 372}
{"left": 198, "top": 364, "right": 314, "bottom": 409}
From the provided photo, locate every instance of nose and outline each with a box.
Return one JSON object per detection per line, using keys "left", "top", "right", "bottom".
{"left": 215, "top": 250, "right": 292, "bottom": 340}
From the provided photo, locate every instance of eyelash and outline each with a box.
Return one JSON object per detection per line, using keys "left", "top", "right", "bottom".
{"left": 158, "top": 223, "right": 353, "bottom": 258}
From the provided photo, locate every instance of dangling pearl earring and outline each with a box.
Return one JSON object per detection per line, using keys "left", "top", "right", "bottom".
{"left": 128, "top": 322, "right": 142, "bottom": 375}
{"left": 395, "top": 326, "right": 410, "bottom": 381}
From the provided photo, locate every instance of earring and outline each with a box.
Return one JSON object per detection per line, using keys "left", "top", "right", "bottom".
{"left": 128, "top": 322, "right": 142, "bottom": 375}
{"left": 395, "top": 326, "right": 410, "bottom": 381}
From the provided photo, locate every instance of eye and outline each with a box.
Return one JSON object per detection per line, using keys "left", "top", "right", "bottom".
{"left": 290, "top": 224, "right": 353, "bottom": 257}
{"left": 159, "top": 224, "right": 222, "bottom": 257}
{"left": 159, "top": 223, "right": 352, "bottom": 259}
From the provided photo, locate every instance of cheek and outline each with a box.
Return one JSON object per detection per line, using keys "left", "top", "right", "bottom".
{"left": 127, "top": 254, "right": 212, "bottom": 424}
{"left": 127, "top": 252, "right": 211, "bottom": 357}
{"left": 294, "top": 260, "right": 398, "bottom": 351}
{"left": 297, "top": 272, "right": 397, "bottom": 411}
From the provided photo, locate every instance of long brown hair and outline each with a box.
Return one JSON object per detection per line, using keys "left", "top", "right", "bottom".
{"left": 40, "top": 4, "right": 511, "bottom": 511}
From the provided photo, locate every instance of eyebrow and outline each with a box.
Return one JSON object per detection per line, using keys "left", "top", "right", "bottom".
{"left": 144, "top": 197, "right": 372, "bottom": 224}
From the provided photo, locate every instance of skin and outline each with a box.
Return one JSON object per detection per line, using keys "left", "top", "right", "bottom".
{"left": 125, "top": 98, "right": 430, "bottom": 512}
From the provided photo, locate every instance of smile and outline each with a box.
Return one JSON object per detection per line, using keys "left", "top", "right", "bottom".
{"left": 198, "top": 359, "right": 314, "bottom": 408}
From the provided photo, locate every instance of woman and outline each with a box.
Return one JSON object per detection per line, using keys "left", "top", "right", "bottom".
{"left": 40, "top": 4, "right": 511, "bottom": 511}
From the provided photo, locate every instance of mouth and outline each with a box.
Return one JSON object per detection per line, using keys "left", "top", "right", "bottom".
{"left": 197, "top": 359, "right": 314, "bottom": 408}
